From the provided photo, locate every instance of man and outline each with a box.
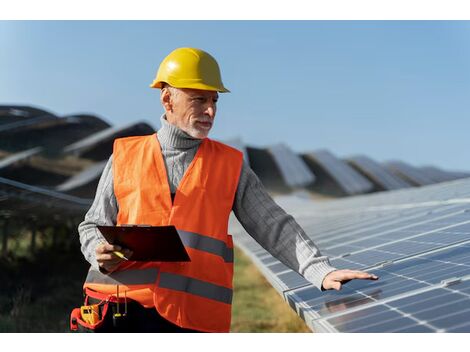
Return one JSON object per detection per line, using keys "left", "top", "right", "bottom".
{"left": 76, "top": 47, "right": 378, "bottom": 333}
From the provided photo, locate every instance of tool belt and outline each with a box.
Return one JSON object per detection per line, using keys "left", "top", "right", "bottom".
{"left": 70, "top": 287, "right": 130, "bottom": 332}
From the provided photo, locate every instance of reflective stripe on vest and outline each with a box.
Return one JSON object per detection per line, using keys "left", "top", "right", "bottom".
{"left": 158, "top": 272, "right": 232, "bottom": 305}
{"left": 178, "top": 230, "right": 233, "bottom": 263}
{"left": 85, "top": 268, "right": 159, "bottom": 286}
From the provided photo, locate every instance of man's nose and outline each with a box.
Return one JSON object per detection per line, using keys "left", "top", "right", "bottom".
{"left": 205, "top": 104, "right": 216, "bottom": 119}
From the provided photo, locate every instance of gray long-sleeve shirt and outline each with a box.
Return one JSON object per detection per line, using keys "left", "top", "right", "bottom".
{"left": 78, "top": 116, "right": 337, "bottom": 290}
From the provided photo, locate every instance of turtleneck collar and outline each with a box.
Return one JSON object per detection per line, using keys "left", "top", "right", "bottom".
{"left": 157, "top": 114, "right": 203, "bottom": 150}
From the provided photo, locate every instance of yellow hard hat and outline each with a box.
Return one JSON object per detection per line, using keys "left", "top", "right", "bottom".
{"left": 150, "top": 47, "right": 229, "bottom": 93}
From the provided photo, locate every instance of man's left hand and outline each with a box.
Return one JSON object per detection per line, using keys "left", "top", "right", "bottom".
{"left": 322, "top": 269, "right": 379, "bottom": 291}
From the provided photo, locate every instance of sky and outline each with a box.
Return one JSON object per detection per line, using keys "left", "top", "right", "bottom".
{"left": 1, "top": 20, "right": 470, "bottom": 171}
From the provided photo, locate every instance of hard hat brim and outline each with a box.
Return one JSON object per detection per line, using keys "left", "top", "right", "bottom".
{"left": 149, "top": 80, "right": 230, "bottom": 93}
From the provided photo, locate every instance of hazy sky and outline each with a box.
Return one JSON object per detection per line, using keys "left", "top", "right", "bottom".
{"left": 1, "top": 20, "right": 470, "bottom": 171}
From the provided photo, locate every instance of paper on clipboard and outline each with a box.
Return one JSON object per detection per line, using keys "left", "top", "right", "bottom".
{"left": 97, "top": 225, "right": 191, "bottom": 262}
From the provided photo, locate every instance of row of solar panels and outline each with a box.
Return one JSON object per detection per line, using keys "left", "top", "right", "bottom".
{"left": 3, "top": 105, "right": 469, "bottom": 197}
{"left": 1, "top": 104, "right": 469, "bottom": 221}
{"left": 230, "top": 177, "right": 470, "bottom": 332}
{"left": 232, "top": 142, "right": 470, "bottom": 196}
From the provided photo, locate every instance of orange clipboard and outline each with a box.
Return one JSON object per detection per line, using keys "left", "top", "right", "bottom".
{"left": 97, "top": 225, "right": 191, "bottom": 262}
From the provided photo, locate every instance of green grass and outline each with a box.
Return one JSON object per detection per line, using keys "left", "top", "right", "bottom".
{"left": 0, "top": 243, "right": 310, "bottom": 332}
{"left": 231, "top": 247, "right": 310, "bottom": 333}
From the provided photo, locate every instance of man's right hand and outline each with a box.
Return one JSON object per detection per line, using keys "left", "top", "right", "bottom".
{"left": 95, "top": 243, "right": 133, "bottom": 273}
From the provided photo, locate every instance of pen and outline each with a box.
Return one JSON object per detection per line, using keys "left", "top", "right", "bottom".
{"left": 98, "top": 240, "right": 130, "bottom": 261}
{"left": 113, "top": 251, "right": 129, "bottom": 261}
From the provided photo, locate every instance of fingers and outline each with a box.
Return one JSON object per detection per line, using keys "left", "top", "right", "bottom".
{"left": 95, "top": 242, "right": 131, "bottom": 272}
{"left": 322, "top": 278, "right": 342, "bottom": 291}
{"left": 331, "top": 270, "right": 379, "bottom": 281}
{"left": 331, "top": 282, "right": 342, "bottom": 291}
{"left": 96, "top": 243, "right": 122, "bottom": 254}
{"left": 322, "top": 269, "right": 379, "bottom": 291}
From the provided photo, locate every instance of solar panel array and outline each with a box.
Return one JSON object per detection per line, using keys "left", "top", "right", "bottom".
{"left": 0, "top": 106, "right": 155, "bottom": 228}
{"left": 230, "top": 177, "right": 470, "bottom": 332}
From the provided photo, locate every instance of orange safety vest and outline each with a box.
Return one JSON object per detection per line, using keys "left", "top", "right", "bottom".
{"left": 83, "top": 133, "right": 243, "bottom": 332}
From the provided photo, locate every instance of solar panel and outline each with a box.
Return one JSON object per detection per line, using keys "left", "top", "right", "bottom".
{"left": 288, "top": 244, "right": 470, "bottom": 332}
{"left": 420, "top": 165, "right": 470, "bottom": 183}
{"left": 267, "top": 144, "right": 315, "bottom": 188}
{"left": 56, "top": 160, "right": 107, "bottom": 194}
{"left": 0, "top": 176, "right": 92, "bottom": 218}
{"left": 385, "top": 160, "right": 436, "bottom": 186}
{"left": 63, "top": 122, "right": 155, "bottom": 160}
{"left": 230, "top": 177, "right": 470, "bottom": 332}
{"left": 0, "top": 115, "right": 57, "bottom": 133}
{"left": 302, "top": 150, "right": 374, "bottom": 196}
{"left": 0, "top": 147, "right": 43, "bottom": 169}
{"left": 346, "top": 155, "right": 413, "bottom": 190}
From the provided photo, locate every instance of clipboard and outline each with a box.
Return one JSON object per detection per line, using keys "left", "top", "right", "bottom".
{"left": 97, "top": 225, "right": 191, "bottom": 262}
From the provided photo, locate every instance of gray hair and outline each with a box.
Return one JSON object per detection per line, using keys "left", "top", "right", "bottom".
{"left": 161, "top": 83, "right": 179, "bottom": 98}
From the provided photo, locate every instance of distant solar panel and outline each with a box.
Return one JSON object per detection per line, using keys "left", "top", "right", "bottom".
{"left": 0, "top": 105, "right": 57, "bottom": 125}
{"left": 347, "top": 155, "right": 413, "bottom": 191}
{"left": 267, "top": 144, "right": 315, "bottom": 188}
{"left": 56, "top": 160, "right": 107, "bottom": 193}
{"left": 63, "top": 122, "right": 155, "bottom": 160}
{"left": 230, "top": 177, "right": 470, "bottom": 332}
{"left": 0, "top": 176, "right": 92, "bottom": 218}
{"left": 385, "top": 160, "right": 436, "bottom": 186}
{"left": 420, "top": 165, "right": 470, "bottom": 183}
{"left": 0, "top": 115, "right": 58, "bottom": 133}
{"left": 302, "top": 150, "right": 373, "bottom": 196}
{"left": 0, "top": 147, "right": 43, "bottom": 169}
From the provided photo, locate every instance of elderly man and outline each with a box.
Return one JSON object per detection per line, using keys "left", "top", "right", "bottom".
{"left": 75, "top": 47, "right": 378, "bottom": 333}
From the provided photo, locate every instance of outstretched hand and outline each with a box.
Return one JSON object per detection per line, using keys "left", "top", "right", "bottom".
{"left": 321, "top": 269, "right": 379, "bottom": 291}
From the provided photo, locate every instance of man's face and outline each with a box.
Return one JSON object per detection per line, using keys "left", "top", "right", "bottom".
{"left": 163, "top": 87, "right": 219, "bottom": 139}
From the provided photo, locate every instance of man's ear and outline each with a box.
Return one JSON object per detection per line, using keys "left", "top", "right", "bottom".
{"left": 160, "top": 88, "right": 172, "bottom": 113}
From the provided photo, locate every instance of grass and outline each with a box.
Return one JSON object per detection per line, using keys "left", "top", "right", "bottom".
{"left": 231, "top": 247, "right": 310, "bottom": 333}
{"left": 0, "top": 243, "right": 88, "bottom": 332}
{"left": 0, "top": 241, "right": 310, "bottom": 332}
